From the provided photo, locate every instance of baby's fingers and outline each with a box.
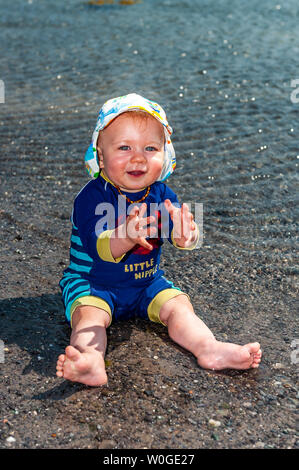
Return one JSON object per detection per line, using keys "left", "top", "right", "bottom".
{"left": 127, "top": 215, "right": 156, "bottom": 241}
{"left": 181, "top": 204, "right": 197, "bottom": 235}
{"left": 137, "top": 237, "right": 153, "bottom": 251}
{"left": 180, "top": 203, "right": 191, "bottom": 238}
{"left": 164, "top": 199, "right": 176, "bottom": 219}
{"left": 184, "top": 207, "right": 195, "bottom": 230}
{"left": 127, "top": 205, "right": 141, "bottom": 222}
{"left": 138, "top": 202, "right": 148, "bottom": 219}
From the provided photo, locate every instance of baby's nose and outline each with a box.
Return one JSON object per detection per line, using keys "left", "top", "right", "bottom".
{"left": 131, "top": 149, "right": 146, "bottom": 162}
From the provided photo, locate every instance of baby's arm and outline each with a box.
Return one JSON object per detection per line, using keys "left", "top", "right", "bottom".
{"left": 73, "top": 188, "right": 156, "bottom": 263}
{"left": 164, "top": 199, "right": 198, "bottom": 249}
{"left": 110, "top": 203, "right": 157, "bottom": 259}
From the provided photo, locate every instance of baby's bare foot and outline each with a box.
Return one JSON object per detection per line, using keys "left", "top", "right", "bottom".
{"left": 56, "top": 345, "right": 108, "bottom": 386}
{"left": 196, "top": 339, "right": 262, "bottom": 371}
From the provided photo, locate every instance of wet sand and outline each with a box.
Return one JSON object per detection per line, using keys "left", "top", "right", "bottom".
{"left": 0, "top": 173, "right": 297, "bottom": 449}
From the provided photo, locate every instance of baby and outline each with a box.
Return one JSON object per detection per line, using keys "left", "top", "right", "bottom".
{"left": 56, "top": 93, "right": 262, "bottom": 386}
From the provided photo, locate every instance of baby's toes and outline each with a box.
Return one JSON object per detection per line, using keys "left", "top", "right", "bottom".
{"left": 254, "top": 349, "right": 262, "bottom": 360}
{"left": 57, "top": 354, "right": 66, "bottom": 366}
{"left": 251, "top": 351, "right": 262, "bottom": 368}
{"left": 56, "top": 354, "right": 66, "bottom": 376}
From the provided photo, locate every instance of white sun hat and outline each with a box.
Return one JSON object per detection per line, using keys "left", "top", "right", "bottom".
{"left": 84, "top": 93, "right": 176, "bottom": 182}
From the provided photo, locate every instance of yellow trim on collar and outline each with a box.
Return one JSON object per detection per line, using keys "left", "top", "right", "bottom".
{"left": 100, "top": 170, "right": 147, "bottom": 192}
{"left": 100, "top": 170, "right": 117, "bottom": 187}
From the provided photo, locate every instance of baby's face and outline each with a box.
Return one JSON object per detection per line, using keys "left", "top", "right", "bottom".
{"left": 97, "top": 113, "right": 165, "bottom": 192}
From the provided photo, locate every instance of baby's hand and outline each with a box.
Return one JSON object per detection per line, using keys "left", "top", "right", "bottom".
{"left": 164, "top": 199, "right": 197, "bottom": 248}
{"left": 126, "top": 203, "right": 157, "bottom": 251}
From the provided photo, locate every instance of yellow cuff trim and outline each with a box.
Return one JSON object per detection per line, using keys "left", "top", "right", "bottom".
{"left": 148, "top": 288, "right": 189, "bottom": 326}
{"left": 70, "top": 295, "right": 112, "bottom": 328}
{"left": 97, "top": 230, "right": 126, "bottom": 263}
{"left": 171, "top": 224, "right": 199, "bottom": 250}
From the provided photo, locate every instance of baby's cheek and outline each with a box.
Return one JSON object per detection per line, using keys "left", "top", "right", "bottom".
{"left": 151, "top": 157, "right": 164, "bottom": 175}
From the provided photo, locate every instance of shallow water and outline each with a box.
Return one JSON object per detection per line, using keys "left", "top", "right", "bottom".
{"left": 0, "top": 1, "right": 298, "bottom": 450}
{"left": 0, "top": 0, "right": 298, "bottom": 276}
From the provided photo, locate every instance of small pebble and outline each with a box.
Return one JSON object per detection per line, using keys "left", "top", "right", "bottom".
{"left": 273, "top": 363, "right": 284, "bottom": 369}
{"left": 255, "top": 441, "right": 265, "bottom": 448}
{"left": 243, "top": 402, "right": 252, "bottom": 408}
{"left": 6, "top": 436, "right": 16, "bottom": 443}
{"left": 208, "top": 419, "right": 221, "bottom": 427}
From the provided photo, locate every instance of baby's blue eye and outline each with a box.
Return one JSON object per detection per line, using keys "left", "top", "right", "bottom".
{"left": 119, "top": 145, "right": 130, "bottom": 151}
{"left": 146, "top": 146, "right": 156, "bottom": 152}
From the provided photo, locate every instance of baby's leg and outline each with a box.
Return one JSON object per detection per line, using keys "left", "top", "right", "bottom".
{"left": 56, "top": 305, "right": 111, "bottom": 386}
{"left": 159, "top": 295, "right": 262, "bottom": 370}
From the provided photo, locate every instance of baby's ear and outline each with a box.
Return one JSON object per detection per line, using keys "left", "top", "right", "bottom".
{"left": 97, "top": 146, "right": 105, "bottom": 168}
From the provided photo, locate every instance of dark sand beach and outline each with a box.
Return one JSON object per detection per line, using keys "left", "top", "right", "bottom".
{"left": 0, "top": 200, "right": 297, "bottom": 449}
{"left": 0, "top": 0, "right": 298, "bottom": 449}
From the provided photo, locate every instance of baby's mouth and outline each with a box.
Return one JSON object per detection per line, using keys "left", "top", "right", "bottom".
{"left": 127, "top": 170, "right": 146, "bottom": 177}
